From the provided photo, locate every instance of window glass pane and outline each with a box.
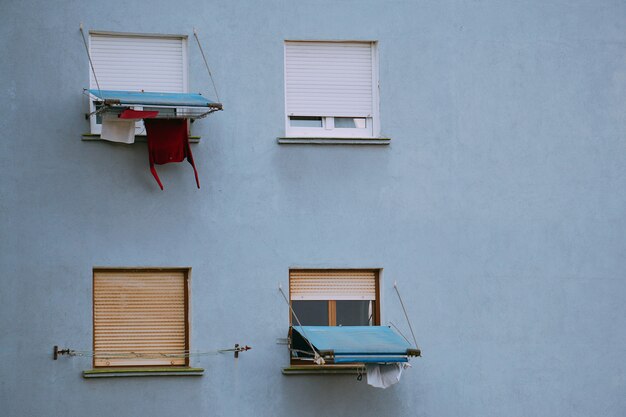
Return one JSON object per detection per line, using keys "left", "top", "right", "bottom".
{"left": 290, "top": 116, "right": 323, "bottom": 128}
{"left": 336, "top": 300, "right": 372, "bottom": 326}
{"left": 291, "top": 300, "right": 328, "bottom": 326}
{"left": 95, "top": 103, "right": 104, "bottom": 125}
{"left": 335, "top": 117, "right": 366, "bottom": 129}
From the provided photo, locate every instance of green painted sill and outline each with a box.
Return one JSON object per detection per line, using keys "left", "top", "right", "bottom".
{"left": 83, "top": 367, "right": 204, "bottom": 378}
{"left": 82, "top": 134, "right": 201, "bottom": 143}
{"left": 277, "top": 137, "right": 390, "bottom": 145}
{"left": 282, "top": 365, "right": 366, "bottom": 375}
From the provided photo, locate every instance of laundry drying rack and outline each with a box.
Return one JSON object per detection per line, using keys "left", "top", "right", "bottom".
{"left": 86, "top": 89, "right": 223, "bottom": 120}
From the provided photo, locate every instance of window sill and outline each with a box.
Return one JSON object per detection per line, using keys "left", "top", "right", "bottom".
{"left": 277, "top": 137, "right": 390, "bottom": 145}
{"left": 83, "top": 367, "right": 204, "bottom": 378}
{"left": 282, "top": 365, "right": 366, "bottom": 375}
{"left": 81, "top": 134, "right": 201, "bottom": 143}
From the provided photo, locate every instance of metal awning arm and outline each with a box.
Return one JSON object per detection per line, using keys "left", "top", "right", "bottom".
{"left": 194, "top": 107, "right": 221, "bottom": 119}
{"left": 85, "top": 102, "right": 111, "bottom": 119}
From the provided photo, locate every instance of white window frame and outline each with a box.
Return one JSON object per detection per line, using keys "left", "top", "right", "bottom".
{"left": 88, "top": 31, "right": 189, "bottom": 135}
{"left": 284, "top": 41, "right": 380, "bottom": 139}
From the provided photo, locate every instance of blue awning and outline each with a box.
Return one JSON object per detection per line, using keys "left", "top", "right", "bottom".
{"left": 292, "top": 326, "right": 420, "bottom": 364}
{"left": 88, "top": 89, "right": 222, "bottom": 108}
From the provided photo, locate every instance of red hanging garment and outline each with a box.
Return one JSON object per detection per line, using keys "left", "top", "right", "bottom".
{"left": 144, "top": 119, "right": 200, "bottom": 190}
{"left": 119, "top": 109, "right": 159, "bottom": 119}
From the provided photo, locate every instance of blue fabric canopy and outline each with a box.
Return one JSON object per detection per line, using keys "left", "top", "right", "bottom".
{"left": 88, "top": 89, "right": 220, "bottom": 108}
{"left": 292, "top": 326, "right": 417, "bottom": 363}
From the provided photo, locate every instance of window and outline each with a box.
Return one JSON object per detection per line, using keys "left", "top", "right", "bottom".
{"left": 289, "top": 269, "right": 380, "bottom": 327}
{"left": 88, "top": 32, "right": 188, "bottom": 134}
{"left": 93, "top": 268, "right": 190, "bottom": 367}
{"left": 285, "top": 269, "right": 420, "bottom": 370}
{"left": 284, "top": 41, "right": 379, "bottom": 138}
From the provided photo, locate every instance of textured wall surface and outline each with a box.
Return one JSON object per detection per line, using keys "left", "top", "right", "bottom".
{"left": 1, "top": 1, "right": 625, "bottom": 416}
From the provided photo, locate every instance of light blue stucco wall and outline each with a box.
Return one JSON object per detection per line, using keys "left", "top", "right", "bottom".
{"left": 1, "top": 1, "right": 625, "bottom": 416}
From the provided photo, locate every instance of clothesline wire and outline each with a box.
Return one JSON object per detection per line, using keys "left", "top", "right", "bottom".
{"left": 278, "top": 284, "right": 325, "bottom": 365}
{"left": 393, "top": 281, "right": 420, "bottom": 351}
{"left": 59, "top": 347, "right": 247, "bottom": 359}
{"left": 193, "top": 28, "right": 221, "bottom": 103}
{"left": 79, "top": 23, "right": 102, "bottom": 102}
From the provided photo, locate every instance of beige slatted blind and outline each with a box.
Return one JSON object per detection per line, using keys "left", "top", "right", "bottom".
{"left": 290, "top": 270, "right": 377, "bottom": 300}
{"left": 93, "top": 270, "right": 187, "bottom": 367}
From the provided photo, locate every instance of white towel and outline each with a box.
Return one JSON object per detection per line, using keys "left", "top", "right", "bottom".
{"left": 101, "top": 114, "right": 136, "bottom": 144}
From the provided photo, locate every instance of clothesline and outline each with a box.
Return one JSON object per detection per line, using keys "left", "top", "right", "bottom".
{"left": 55, "top": 346, "right": 251, "bottom": 360}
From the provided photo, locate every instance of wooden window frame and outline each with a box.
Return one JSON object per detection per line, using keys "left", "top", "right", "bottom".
{"left": 289, "top": 298, "right": 380, "bottom": 327}
{"left": 92, "top": 267, "right": 191, "bottom": 368}
{"left": 288, "top": 269, "right": 381, "bottom": 326}
{"left": 288, "top": 269, "right": 381, "bottom": 365}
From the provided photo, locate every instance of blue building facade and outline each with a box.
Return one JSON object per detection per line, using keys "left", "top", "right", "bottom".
{"left": 1, "top": 1, "right": 625, "bottom": 416}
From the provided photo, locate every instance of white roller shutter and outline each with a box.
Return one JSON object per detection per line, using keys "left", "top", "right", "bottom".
{"left": 89, "top": 33, "right": 187, "bottom": 93}
{"left": 285, "top": 42, "right": 374, "bottom": 117}
{"left": 93, "top": 270, "right": 188, "bottom": 367}
{"left": 290, "top": 270, "right": 377, "bottom": 301}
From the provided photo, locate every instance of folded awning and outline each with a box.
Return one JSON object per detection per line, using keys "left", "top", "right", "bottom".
{"left": 88, "top": 89, "right": 222, "bottom": 109}
{"left": 291, "top": 326, "right": 420, "bottom": 364}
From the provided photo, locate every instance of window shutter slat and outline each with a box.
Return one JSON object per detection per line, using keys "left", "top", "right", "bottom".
{"left": 90, "top": 34, "right": 186, "bottom": 93}
{"left": 285, "top": 42, "right": 374, "bottom": 117}
{"left": 290, "top": 270, "right": 377, "bottom": 301}
{"left": 93, "top": 271, "right": 187, "bottom": 367}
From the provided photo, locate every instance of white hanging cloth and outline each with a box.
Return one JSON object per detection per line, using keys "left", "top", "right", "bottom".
{"left": 366, "top": 363, "right": 411, "bottom": 389}
{"left": 101, "top": 114, "right": 136, "bottom": 144}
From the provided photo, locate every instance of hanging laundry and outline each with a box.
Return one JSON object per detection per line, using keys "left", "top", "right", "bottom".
{"left": 119, "top": 109, "right": 159, "bottom": 119}
{"left": 144, "top": 118, "right": 199, "bottom": 190}
{"left": 100, "top": 109, "right": 158, "bottom": 144}
{"left": 100, "top": 113, "right": 136, "bottom": 144}
{"left": 366, "top": 363, "right": 411, "bottom": 389}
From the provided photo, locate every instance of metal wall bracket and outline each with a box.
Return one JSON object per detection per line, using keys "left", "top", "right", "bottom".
{"left": 53, "top": 345, "right": 72, "bottom": 360}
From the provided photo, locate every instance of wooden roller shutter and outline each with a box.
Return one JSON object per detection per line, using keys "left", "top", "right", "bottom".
{"left": 93, "top": 269, "right": 188, "bottom": 367}
{"left": 290, "top": 269, "right": 377, "bottom": 300}
{"left": 285, "top": 41, "right": 375, "bottom": 118}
